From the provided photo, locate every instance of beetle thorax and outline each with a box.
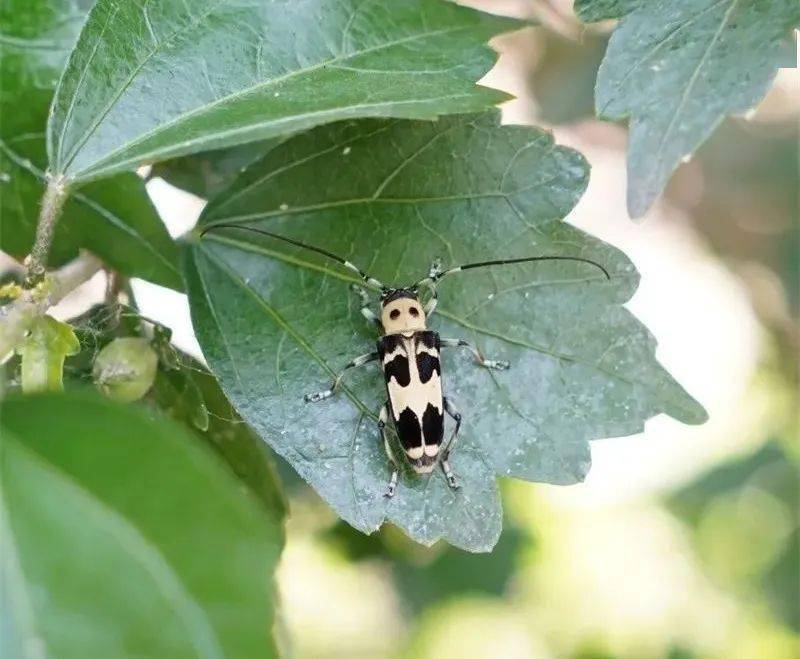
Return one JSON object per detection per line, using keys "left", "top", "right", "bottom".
{"left": 380, "top": 295, "right": 426, "bottom": 335}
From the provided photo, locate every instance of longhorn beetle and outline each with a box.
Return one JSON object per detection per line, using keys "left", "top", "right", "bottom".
{"left": 200, "top": 224, "right": 610, "bottom": 497}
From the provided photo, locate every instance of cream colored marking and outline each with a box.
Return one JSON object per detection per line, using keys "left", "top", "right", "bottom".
{"left": 381, "top": 343, "right": 405, "bottom": 365}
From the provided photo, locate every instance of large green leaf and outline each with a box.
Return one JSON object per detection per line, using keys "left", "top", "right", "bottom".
{"left": 47, "top": 0, "right": 521, "bottom": 184}
{"left": 150, "top": 349, "right": 288, "bottom": 519}
{"left": 576, "top": 0, "right": 799, "bottom": 218}
{"left": 184, "top": 112, "right": 706, "bottom": 552}
{"left": 0, "top": 0, "right": 181, "bottom": 289}
{"left": 151, "top": 139, "right": 285, "bottom": 200}
{"left": 0, "top": 390, "right": 284, "bottom": 658}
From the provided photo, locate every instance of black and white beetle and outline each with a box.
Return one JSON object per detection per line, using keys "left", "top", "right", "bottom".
{"left": 201, "top": 224, "right": 609, "bottom": 497}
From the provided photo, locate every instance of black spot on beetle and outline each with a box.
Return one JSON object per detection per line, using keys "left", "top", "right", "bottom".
{"left": 416, "top": 352, "right": 440, "bottom": 383}
{"left": 416, "top": 331, "right": 440, "bottom": 350}
{"left": 384, "top": 355, "right": 410, "bottom": 387}
{"left": 377, "top": 334, "right": 403, "bottom": 357}
{"left": 422, "top": 403, "right": 444, "bottom": 446}
{"left": 396, "top": 407, "right": 422, "bottom": 450}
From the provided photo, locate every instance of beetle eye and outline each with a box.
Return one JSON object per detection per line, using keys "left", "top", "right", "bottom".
{"left": 389, "top": 309, "right": 401, "bottom": 320}
{"left": 409, "top": 306, "right": 419, "bottom": 317}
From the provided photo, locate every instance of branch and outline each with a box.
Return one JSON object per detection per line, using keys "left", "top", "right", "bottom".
{"left": 0, "top": 251, "right": 103, "bottom": 359}
{"left": 24, "top": 175, "right": 68, "bottom": 287}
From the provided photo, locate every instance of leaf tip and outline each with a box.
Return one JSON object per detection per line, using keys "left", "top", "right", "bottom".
{"left": 683, "top": 400, "right": 710, "bottom": 426}
{"left": 626, "top": 181, "right": 656, "bottom": 220}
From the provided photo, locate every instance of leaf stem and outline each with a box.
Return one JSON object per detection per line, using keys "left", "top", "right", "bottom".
{"left": 0, "top": 251, "right": 103, "bottom": 359}
{"left": 24, "top": 175, "right": 69, "bottom": 288}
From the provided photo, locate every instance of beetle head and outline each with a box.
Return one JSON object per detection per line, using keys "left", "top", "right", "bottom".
{"left": 380, "top": 288, "right": 426, "bottom": 334}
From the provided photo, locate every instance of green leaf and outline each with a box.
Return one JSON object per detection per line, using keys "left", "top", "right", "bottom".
{"left": 0, "top": 0, "right": 182, "bottom": 289}
{"left": 575, "top": 0, "right": 644, "bottom": 22}
{"left": 48, "top": 0, "right": 522, "bottom": 184}
{"left": 184, "top": 112, "right": 705, "bottom": 551}
{"left": 16, "top": 315, "right": 79, "bottom": 392}
{"left": 150, "top": 351, "right": 287, "bottom": 518}
{"left": 576, "top": 0, "right": 800, "bottom": 218}
{"left": 151, "top": 139, "right": 285, "bottom": 200}
{"left": 0, "top": 390, "right": 284, "bottom": 658}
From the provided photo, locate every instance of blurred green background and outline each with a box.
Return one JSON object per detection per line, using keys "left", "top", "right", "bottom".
{"left": 258, "top": 2, "right": 798, "bottom": 657}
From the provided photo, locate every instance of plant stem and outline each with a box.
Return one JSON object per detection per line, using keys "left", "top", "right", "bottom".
{"left": 0, "top": 252, "right": 103, "bottom": 359}
{"left": 24, "top": 175, "right": 68, "bottom": 287}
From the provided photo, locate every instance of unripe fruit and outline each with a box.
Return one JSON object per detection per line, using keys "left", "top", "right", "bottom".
{"left": 93, "top": 337, "right": 158, "bottom": 402}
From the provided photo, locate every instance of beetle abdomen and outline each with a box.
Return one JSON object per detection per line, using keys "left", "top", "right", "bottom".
{"left": 378, "top": 331, "right": 444, "bottom": 474}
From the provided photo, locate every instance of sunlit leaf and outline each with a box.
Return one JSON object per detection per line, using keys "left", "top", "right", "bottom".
{"left": 0, "top": 390, "right": 284, "bottom": 658}
{"left": 48, "top": 0, "right": 521, "bottom": 184}
{"left": 185, "top": 112, "right": 705, "bottom": 551}
{"left": 0, "top": 0, "right": 181, "bottom": 289}
{"left": 576, "top": 0, "right": 799, "bottom": 217}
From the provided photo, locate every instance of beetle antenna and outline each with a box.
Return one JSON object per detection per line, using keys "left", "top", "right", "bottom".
{"left": 199, "top": 223, "right": 387, "bottom": 291}
{"left": 418, "top": 255, "right": 611, "bottom": 287}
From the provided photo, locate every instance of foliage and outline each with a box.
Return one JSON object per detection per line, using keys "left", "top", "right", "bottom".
{"left": 47, "top": 0, "right": 520, "bottom": 183}
{"left": 3, "top": 0, "right": 792, "bottom": 654}
{"left": 0, "top": 390, "right": 284, "bottom": 658}
{"left": 576, "top": 0, "right": 799, "bottom": 217}
{"left": 186, "top": 111, "right": 704, "bottom": 550}
{"left": 0, "top": 0, "right": 182, "bottom": 289}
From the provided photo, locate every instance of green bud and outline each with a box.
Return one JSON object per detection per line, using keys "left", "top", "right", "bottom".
{"left": 93, "top": 337, "right": 158, "bottom": 402}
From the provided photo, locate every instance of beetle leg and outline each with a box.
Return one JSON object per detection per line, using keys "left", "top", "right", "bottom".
{"left": 379, "top": 403, "right": 399, "bottom": 497}
{"left": 303, "top": 351, "right": 378, "bottom": 402}
{"left": 440, "top": 338, "right": 510, "bottom": 370}
{"left": 351, "top": 284, "right": 380, "bottom": 328}
{"left": 441, "top": 396, "right": 462, "bottom": 490}
{"left": 423, "top": 288, "right": 438, "bottom": 317}
{"left": 418, "top": 269, "right": 441, "bottom": 318}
